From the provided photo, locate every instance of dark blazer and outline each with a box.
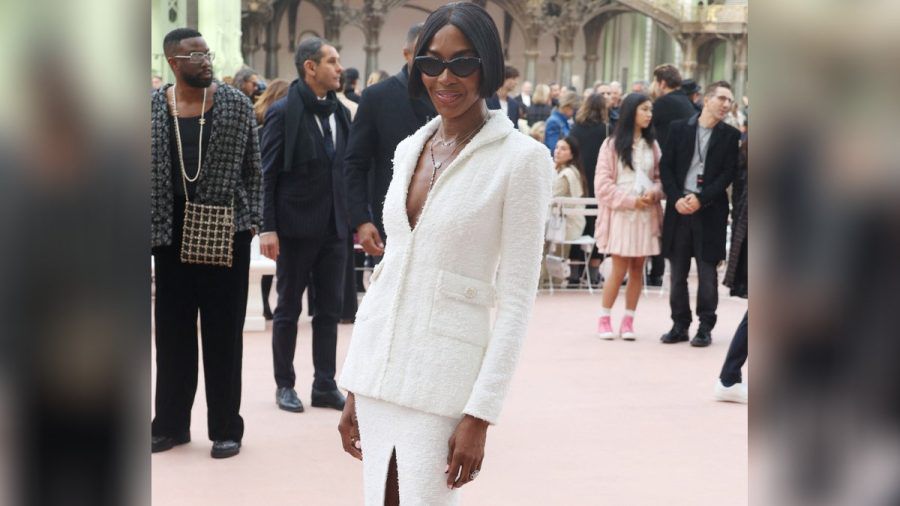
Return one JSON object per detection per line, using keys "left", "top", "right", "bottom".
{"left": 526, "top": 103, "right": 553, "bottom": 127}
{"left": 652, "top": 89, "right": 697, "bottom": 152}
{"left": 260, "top": 91, "right": 352, "bottom": 239}
{"left": 344, "top": 66, "right": 436, "bottom": 238}
{"left": 569, "top": 120, "right": 610, "bottom": 198}
{"left": 486, "top": 94, "right": 520, "bottom": 125}
{"left": 512, "top": 95, "right": 529, "bottom": 119}
{"left": 660, "top": 114, "right": 741, "bottom": 263}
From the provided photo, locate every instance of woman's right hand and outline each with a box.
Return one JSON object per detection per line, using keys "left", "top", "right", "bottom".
{"left": 338, "top": 392, "right": 362, "bottom": 460}
{"left": 634, "top": 196, "right": 648, "bottom": 210}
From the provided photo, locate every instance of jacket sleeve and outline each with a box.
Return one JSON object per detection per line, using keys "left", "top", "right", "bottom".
{"left": 594, "top": 139, "right": 637, "bottom": 210}
{"left": 543, "top": 117, "right": 560, "bottom": 153}
{"left": 659, "top": 122, "right": 683, "bottom": 202}
{"left": 259, "top": 101, "right": 284, "bottom": 233}
{"left": 650, "top": 141, "right": 665, "bottom": 201}
{"left": 343, "top": 87, "right": 378, "bottom": 230}
{"left": 697, "top": 128, "right": 739, "bottom": 207}
{"left": 462, "top": 143, "right": 554, "bottom": 425}
{"left": 241, "top": 112, "right": 263, "bottom": 232}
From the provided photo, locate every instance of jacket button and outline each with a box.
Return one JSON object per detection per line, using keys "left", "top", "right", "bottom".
{"left": 465, "top": 287, "right": 477, "bottom": 298}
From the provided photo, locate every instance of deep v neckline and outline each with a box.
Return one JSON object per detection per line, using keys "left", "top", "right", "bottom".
{"left": 404, "top": 136, "right": 468, "bottom": 233}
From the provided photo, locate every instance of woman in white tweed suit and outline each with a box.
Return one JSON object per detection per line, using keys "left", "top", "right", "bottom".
{"left": 336, "top": 3, "right": 553, "bottom": 505}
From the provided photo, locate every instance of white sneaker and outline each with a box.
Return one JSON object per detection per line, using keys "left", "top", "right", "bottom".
{"left": 714, "top": 380, "right": 748, "bottom": 404}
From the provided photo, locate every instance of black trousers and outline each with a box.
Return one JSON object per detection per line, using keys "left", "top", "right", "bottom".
{"left": 272, "top": 234, "right": 346, "bottom": 390}
{"left": 152, "top": 225, "right": 250, "bottom": 442}
{"left": 647, "top": 254, "right": 665, "bottom": 278}
{"left": 720, "top": 311, "right": 748, "bottom": 385}
{"left": 668, "top": 214, "right": 719, "bottom": 330}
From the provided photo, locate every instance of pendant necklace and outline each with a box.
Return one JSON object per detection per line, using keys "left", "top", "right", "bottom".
{"left": 428, "top": 115, "right": 488, "bottom": 189}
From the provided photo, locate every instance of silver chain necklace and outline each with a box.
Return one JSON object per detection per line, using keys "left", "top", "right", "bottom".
{"left": 428, "top": 115, "right": 488, "bottom": 189}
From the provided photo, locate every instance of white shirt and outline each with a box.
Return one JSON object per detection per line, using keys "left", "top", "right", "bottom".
{"left": 315, "top": 95, "right": 337, "bottom": 146}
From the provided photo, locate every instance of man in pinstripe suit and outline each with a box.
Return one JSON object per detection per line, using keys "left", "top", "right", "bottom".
{"left": 260, "top": 37, "right": 351, "bottom": 413}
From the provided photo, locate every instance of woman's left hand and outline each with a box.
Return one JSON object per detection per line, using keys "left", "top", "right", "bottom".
{"left": 446, "top": 415, "right": 488, "bottom": 489}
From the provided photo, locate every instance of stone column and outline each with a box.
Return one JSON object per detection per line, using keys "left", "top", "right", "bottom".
{"left": 583, "top": 55, "right": 599, "bottom": 89}
{"left": 199, "top": 0, "right": 244, "bottom": 77}
{"left": 557, "top": 29, "right": 576, "bottom": 88}
{"left": 523, "top": 30, "right": 540, "bottom": 85}
{"left": 363, "top": 14, "right": 384, "bottom": 79}
{"left": 264, "top": 22, "right": 280, "bottom": 79}
{"left": 582, "top": 18, "right": 603, "bottom": 89}
{"left": 678, "top": 35, "right": 698, "bottom": 78}
{"left": 324, "top": 12, "right": 342, "bottom": 52}
{"left": 733, "top": 35, "right": 748, "bottom": 102}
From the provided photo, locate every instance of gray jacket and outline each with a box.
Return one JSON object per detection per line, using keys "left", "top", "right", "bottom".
{"left": 151, "top": 82, "right": 262, "bottom": 248}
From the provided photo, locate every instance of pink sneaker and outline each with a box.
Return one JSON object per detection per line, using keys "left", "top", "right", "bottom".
{"left": 620, "top": 316, "right": 636, "bottom": 341}
{"left": 597, "top": 315, "right": 615, "bottom": 340}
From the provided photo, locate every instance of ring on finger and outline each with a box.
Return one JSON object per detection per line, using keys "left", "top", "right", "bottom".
{"left": 469, "top": 469, "right": 480, "bottom": 480}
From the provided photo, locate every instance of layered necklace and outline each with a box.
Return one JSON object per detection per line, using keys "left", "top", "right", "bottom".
{"left": 169, "top": 85, "right": 209, "bottom": 190}
{"left": 428, "top": 114, "right": 488, "bottom": 189}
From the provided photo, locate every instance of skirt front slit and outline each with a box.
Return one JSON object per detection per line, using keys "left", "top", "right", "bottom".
{"left": 354, "top": 395, "right": 462, "bottom": 506}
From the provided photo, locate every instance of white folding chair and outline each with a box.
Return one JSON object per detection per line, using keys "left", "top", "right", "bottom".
{"left": 545, "top": 197, "right": 600, "bottom": 294}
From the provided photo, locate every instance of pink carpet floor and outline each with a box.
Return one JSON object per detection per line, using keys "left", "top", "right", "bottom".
{"left": 152, "top": 284, "right": 747, "bottom": 505}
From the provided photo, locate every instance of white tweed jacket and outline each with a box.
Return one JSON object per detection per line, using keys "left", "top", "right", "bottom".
{"left": 338, "top": 110, "right": 553, "bottom": 424}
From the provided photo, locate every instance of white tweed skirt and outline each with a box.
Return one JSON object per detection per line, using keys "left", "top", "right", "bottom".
{"left": 355, "top": 394, "right": 463, "bottom": 506}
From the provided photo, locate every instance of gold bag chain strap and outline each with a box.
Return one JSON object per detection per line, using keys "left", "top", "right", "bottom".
{"left": 169, "top": 85, "right": 235, "bottom": 267}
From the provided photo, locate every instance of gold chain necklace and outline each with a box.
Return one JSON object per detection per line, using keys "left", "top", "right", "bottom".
{"left": 169, "top": 85, "right": 208, "bottom": 197}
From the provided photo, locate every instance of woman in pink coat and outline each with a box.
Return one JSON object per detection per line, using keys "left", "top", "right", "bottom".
{"left": 594, "top": 93, "right": 664, "bottom": 339}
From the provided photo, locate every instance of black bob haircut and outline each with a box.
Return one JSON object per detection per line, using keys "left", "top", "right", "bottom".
{"left": 408, "top": 2, "right": 504, "bottom": 99}
{"left": 163, "top": 27, "right": 203, "bottom": 57}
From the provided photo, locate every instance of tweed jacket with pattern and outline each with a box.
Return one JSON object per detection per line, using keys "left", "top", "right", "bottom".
{"left": 151, "top": 82, "right": 262, "bottom": 248}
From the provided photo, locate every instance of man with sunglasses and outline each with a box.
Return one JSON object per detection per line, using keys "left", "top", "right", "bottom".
{"left": 345, "top": 23, "right": 435, "bottom": 260}
{"left": 259, "top": 37, "right": 352, "bottom": 414}
{"left": 151, "top": 28, "right": 262, "bottom": 459}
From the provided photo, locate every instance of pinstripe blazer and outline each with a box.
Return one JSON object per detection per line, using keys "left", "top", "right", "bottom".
{"left": 259, "top": 94, "right": 351, "bottom": 239}
{"left": 150, "top": 82, "right": 262, "bottom": 249}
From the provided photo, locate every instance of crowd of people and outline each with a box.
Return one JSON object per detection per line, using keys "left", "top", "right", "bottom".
{"left": 150, "top": 2, "right": 747, "bottom": 502}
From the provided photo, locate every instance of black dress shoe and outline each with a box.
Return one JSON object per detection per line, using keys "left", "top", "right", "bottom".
{"left": 276, "top": 387, "right": 304, "bottom": 412}
{"left": 151, "top": 433, "right": 190, "bottom": 453}
{"left": 211, "top": 440, "right": 241, "bottom": 459}
{"left": 660, "top": 326, "right": 689, "bottom": 344}
{"left": 690, "top": 328, "right": 712, "bottom": 347}
{"left": 311, "top": 387, "right": 346, "bottom": 410}
{"left": 646, "top": 275, "right": 663, "bottom": 287}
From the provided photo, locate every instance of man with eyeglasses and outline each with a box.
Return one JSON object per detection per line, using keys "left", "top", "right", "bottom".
{"left": 150, "top": 28, "right": 262, "bottom": 459}
{"left": 659, "top": 80, "right": 740, "bottom": 348}
{"left": 259, "top": 37, "right": 352, "bottom": 414}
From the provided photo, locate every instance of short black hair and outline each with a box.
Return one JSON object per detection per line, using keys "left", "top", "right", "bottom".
{"left": 408, "top": 2, "right": 504, "bottom": 99}
{"left": 504, "top": 65, "right": 519, "bottom": 80}
{"left": 163, "top": 27, "right": 203, "bottom": 57}
{"left": 294, "top": 37, "right": 329, "bottom": 79}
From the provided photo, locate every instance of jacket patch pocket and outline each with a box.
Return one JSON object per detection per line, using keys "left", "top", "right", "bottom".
{"left": 429, "top": 270, "right": 496, "bottom": 348}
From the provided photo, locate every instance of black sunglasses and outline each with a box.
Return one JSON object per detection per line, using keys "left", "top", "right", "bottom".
{"left": 414, "top": 56, "right": 482, "bottom": 77}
